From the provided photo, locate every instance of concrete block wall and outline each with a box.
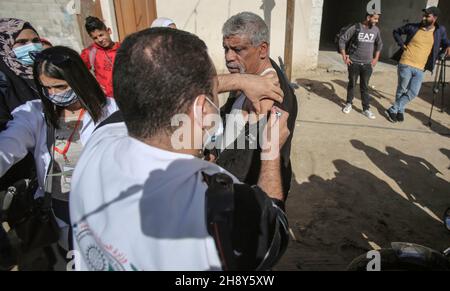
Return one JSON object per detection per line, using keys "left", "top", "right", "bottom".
{"left": 438, "top": 0, "right": 450, "bottom": 38}
{"left": 379, "top": 0, "right": 429, "bottom": 60}
{"left": 1, "top": 0, "right": 325, "bottom": 76}
{"left": 156, "top": 0, "right": 324, "bottom": 76}
{"left": 0, "top": 0, "right": 84, "bottom": 52}
{"left": 320, "top": 0, "right": 433, "bottom": 60}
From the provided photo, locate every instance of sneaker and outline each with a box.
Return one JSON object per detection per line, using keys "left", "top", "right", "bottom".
{"left": 363, "top": 109, "right": 376, "bottom": 120}
{"left": 343, "top": 104, "right": 352, "bottom": 114}
{"left": 385, "top": 110, "right": 397, "bottom": 123}
{"left": 397, "top": 113, "right": 405, "bottom": 122}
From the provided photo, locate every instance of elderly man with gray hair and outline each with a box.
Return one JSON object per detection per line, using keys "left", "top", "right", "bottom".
{"left": 215, "top": 12, "right": 298, "bottom": 201}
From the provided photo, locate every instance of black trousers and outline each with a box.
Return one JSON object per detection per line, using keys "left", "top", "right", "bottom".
{"left": 347, "top": 63, "right": 373, "bottom": 111}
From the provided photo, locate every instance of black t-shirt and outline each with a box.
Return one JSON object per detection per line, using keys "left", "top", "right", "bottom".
{"left": 216, "top": 59, "right": 298, "bottom": 199}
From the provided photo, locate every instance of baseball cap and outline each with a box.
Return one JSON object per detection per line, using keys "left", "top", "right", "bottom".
{"left": 423, "top": 6, "right": 440, "bottom": 17}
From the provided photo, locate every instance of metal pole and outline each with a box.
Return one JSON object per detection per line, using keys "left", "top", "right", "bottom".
{"left": 428, "top": 59, "right": 444, "bottom": 126}
{"left": 441, "top": 58, "right": 447, "bottom": 112}
{"left": 284, "top": 0, "right": 295, "bottom": 81}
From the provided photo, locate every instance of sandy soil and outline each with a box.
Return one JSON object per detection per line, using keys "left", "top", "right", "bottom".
{"left": 276, "top": 63, "right": 450, "bottom": 271}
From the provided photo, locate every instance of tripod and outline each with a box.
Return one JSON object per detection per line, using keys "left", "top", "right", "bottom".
{"left": 428, "top": 56, "right": 448, "bottom": 127}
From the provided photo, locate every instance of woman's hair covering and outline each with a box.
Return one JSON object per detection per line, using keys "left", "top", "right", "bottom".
{"left": 0, "top": 18, "right": 39, "bottom": 79}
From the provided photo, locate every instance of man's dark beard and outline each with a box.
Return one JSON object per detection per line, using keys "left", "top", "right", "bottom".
{"left": 422, "top": 19, "right": 433, "bottom": 27}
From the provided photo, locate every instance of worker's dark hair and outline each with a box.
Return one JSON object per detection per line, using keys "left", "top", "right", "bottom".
{"left": 85, "top": 16, "right": 107, "bottom": 34}
{"left": 114, "top": 28, "right": 216, "bottom": 139}
{"left": 33, "top": 46, "right": 107, "bottom": 128}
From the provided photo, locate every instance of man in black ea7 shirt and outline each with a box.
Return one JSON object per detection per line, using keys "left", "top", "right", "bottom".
{"left": 339, "top": 12, "right": 383, "bottom": 120}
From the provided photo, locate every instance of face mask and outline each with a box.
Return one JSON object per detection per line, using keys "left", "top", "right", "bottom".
{"left": 13, "top": 43, "right": 43, "bottom": 66}
{"left": 46, "top": 88, "right": 79, "bottom": 107}
{"left": 194, "top": 96, "right": 224, "bottom": 151}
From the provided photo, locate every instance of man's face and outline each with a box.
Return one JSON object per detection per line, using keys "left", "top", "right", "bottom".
{"left": 422, "top": 13, "right": 437, "bottom": 27}
{"left": 223, "top": 35, "right": 264, "bottom": 74}
{"left": 89, "top": 28, "right": 114, "bottom": 49}
{"left": 367, "top": 14, "right": 380, "bottom": 28}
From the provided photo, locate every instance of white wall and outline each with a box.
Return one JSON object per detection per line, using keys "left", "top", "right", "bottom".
{"left": 1, "top": 0, "right": 325, "bottom": 76}
{"left": 0, "top": 0, "right": 84, "bottom": 52}
{"left": 99, "top": 0, "right": 119, "bottom": 42}
{"left": 156, "top": 0, "right": 324, "bottom": 76}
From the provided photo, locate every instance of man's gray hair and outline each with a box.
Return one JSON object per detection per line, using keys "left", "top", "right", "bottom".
{"left": 222, "top": 12, "right": 270, "bottom": 46}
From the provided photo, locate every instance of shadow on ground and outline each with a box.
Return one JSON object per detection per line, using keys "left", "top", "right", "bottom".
{"left": 419, "top": 81, "right": 450, "bottom": 112}
{"left": 405, "top": 108, "right": 450, "bottom": 137}
{"left": 296, "top": 77, "right": 450, "bottom": 136}
{"left": 441, "top": 148, "right": 450, "bottom": 170}
{"left": 279, "top": 142, "right": 450, "bottom": 271}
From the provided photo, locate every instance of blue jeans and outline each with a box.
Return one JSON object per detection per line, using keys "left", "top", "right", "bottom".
{"left": 389, "top": 64, "right": 424, "bottom": 114}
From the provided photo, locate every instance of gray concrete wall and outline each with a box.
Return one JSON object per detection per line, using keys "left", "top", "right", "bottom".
{"left": 438, "top": 0, "right": 450, "bottom": 35}
{"left": 0, "top": 0, "right": 84, "bottom": 52}
{"left": 156, "top": 0, "right": 324, "bottom": 76}
{"left": 319, "top": 0, "right": 430, "bottom": 60}
{"left": 380, "top": 0, "right": 428, "bottom": 60}
{"left": 1, "top": 0, "right": 325, "bottom": 77}
{"left": 320, "top": 0, "right": 367, "bottom": 49}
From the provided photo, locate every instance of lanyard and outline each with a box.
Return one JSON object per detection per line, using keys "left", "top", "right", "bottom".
{"left": 54, "top": 109, "right": 85, "bottom": 163}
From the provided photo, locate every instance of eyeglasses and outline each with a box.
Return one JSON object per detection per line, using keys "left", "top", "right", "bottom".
{"left": 29, "top": 51, "right": 71, "bottom": 65}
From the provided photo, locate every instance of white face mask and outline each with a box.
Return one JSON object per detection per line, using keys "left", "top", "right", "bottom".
{"left": 193, "top": 96, "right": 224, "bottom": 151}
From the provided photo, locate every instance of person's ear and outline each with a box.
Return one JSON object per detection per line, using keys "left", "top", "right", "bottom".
{"left": 259, "top": 42, "right": 269, "bottom": 59}
{"left": 107, "top": 28, "right": 112, "bottom": 35}
{"left": 193, "top": 95, "right": 207, "bottom": 127}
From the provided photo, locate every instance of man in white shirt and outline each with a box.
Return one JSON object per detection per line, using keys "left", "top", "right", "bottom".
{"left": 70, "top": 28, "right": 290, "bottom": 271}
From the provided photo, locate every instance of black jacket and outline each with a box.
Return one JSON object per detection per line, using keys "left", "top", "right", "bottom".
{"left": 0, "top": 60, "right": 39, "bottom": 130}
{"left": 217, "top": 59, "right": 298, "bottom": 199}
{"left": 391, "top": 23, "right": 449, "bottom": 72}
{"left": 0, "top": 60, "right": 39, "bottom": 190}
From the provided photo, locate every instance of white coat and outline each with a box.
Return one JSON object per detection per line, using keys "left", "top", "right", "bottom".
{"left": 0, "top": 98, "right": 119, "bottom": 198}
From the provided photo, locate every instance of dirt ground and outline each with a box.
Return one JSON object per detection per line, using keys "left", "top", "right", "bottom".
{"left": 275, "top": 61, "right": 450, "bottom": 271}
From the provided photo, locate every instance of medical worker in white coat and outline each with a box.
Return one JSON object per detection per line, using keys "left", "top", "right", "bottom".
{"left": 0, "top": 46, "right": 118, "bottom": 253}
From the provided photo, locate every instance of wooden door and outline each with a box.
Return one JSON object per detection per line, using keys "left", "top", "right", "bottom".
{"left": 77, "top": 0, "right": 104, "bottom": 48}
{"left": 114, "top": 0, "right": 157, "bottom": 41}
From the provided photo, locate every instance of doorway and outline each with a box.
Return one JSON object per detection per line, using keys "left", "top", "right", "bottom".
{"left": 113, "top": 0, "right": 158, "bottom": 41}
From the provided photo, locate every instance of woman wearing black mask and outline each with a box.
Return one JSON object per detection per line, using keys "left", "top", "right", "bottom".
{"left": 0, "top": 46, "right": 118, "bottom": 268}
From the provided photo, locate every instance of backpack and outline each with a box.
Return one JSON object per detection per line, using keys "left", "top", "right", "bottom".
{"left": 88, "top": 46, "right": 98, "bottom": 76}
{"left": 335, "top": 23, "right": 362, "bottom": 55}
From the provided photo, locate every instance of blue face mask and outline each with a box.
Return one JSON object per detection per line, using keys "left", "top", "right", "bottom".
{"left": 46, "top": 88, "right": 79, "bottom": 107}
{"left": 13, "top": 43, "right": 43, "bottom": 65}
